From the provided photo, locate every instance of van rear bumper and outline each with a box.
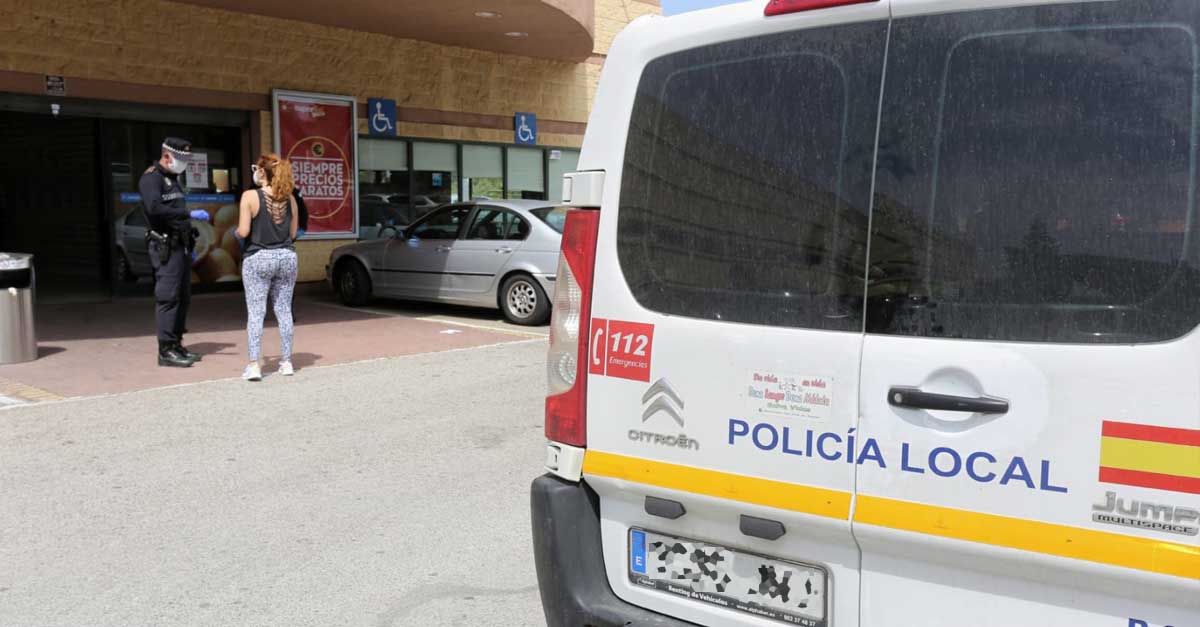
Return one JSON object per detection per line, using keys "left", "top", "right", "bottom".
{"left": 531, "top": 474, "right": 697, "bottom": 627}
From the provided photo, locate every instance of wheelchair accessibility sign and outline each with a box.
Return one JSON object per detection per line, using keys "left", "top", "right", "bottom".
{"left": 515, "top": 112, "right": 537, "bottom": 145}
{"left": 368, "top": 98, "right": 397, "bottom": 136}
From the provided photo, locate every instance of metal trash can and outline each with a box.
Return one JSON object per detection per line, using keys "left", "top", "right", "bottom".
{"left": 0, "top": 253, "right": 37, "bottom": 364}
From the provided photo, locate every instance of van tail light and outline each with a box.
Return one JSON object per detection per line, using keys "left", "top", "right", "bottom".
{"left": 764, "top": 0, "right": 877, "bottom": 16}
{"left": 545, "top": 209, "right": 601, "bottom": 447}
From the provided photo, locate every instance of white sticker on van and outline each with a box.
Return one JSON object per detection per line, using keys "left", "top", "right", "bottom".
{"left": 746, "top": 371, "right": 832, "bottom": 421}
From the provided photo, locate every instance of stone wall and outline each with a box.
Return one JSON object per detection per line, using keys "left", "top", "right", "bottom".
{"left": 0, "top": 0, "right": 601, "bottom": 124}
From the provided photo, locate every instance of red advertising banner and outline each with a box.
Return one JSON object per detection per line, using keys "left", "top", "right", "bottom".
{"left": 273, "top": 91, "right": 357, "bottom": 237}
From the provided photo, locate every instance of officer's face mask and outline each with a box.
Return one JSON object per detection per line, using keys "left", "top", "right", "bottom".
{"left": 166, "top": 154, "right": 189, "bottom": 175}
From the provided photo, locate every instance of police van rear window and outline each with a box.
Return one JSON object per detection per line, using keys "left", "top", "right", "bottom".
{"left": 866, "top": 2, "right": 1200, "bottom": 344}
{"left": 616, "top": 22, "right": 887, "bottom": 331}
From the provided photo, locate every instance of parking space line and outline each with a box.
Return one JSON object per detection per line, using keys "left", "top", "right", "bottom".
{"left": 415, "top": 316, "right": 548, "bottom": 338}
{"left": 307, "top": 300, "right": 407, "bottom": 319}
{"left": 308, "top": 300, "right": 548, "bottom": 339}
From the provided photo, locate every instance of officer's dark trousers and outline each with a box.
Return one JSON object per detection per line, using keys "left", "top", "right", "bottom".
{"left": 149, "top": 240, "right": 191, "bottom": 342}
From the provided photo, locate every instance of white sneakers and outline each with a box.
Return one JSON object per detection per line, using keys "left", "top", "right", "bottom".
{"left": 242, "top": 361, "right": 293, "bottom": 381}
{"left": 242, "top": 362, "right": 262, "bottom": 381}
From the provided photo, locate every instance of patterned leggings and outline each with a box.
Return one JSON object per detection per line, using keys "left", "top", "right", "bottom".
{"left": 242, "top": 249, "right": 298, "bottom": 362}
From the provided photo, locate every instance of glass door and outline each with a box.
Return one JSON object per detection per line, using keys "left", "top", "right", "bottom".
{"left": 102, "top": 120, "right": 243, "bottom": 297}
{"left": 0, "top": 110, "right": 107, "bottom": 304}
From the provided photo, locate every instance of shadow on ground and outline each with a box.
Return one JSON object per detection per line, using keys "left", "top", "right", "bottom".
{"left": 37, "top": 283, "right": 381, "bottom": 342}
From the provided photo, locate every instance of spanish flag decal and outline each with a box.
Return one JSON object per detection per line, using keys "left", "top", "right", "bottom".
{"left": 1099, "top": 421, "right": 1200, "bottom": 495}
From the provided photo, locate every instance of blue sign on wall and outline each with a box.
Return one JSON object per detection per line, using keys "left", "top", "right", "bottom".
{"left": 514, "top": 112, "right": 537, "bottom": 145}
{"left": 368, "top": 98, "right": 397, "bottom": 136}
{"left": 120, "top": 193, "right": 236, "bottom": 204}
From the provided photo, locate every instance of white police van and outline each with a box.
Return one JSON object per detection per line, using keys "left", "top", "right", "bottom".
{"left": 531, "top": 0, "right": 1200, "bottom": 625}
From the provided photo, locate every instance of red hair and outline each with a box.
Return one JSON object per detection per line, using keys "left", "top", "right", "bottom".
{"left": 256, "top": 153, "right": 294, "bottom": 200}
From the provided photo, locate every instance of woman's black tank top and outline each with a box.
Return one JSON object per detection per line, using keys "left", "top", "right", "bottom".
{"left": 245, "top": 189, "right": 294, "bottom": 256}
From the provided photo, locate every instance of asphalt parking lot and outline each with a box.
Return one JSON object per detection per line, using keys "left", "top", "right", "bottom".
{"left": 0, "top": 308, "right": 551, "bottom": 626}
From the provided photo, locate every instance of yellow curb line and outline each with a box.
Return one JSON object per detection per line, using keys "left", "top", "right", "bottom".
{"left": 0, "top": 377, "right": 65, "bottom": 403}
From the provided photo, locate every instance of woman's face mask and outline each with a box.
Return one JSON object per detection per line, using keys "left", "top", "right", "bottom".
{"left": 252, "top": 165, "right": 267, "bottom": 187}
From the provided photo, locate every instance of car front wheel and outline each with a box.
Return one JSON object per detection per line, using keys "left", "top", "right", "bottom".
{"left": 501, "top": 274, "right": 549, "bottom": 326}
{"left": 335, "top": 260, "right": 372, "bottom": 307}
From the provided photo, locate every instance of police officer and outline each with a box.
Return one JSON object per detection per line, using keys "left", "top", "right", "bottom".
{"left": 138, "top": 137, "right": 210, "bottom": 367}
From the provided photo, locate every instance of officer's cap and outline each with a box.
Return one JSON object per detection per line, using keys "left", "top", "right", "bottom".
{"left": 162, "top": 137, "right": 192, "bottom": 156}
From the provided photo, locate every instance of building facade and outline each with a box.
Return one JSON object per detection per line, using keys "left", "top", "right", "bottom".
{"left": 0, "top": 0, "right": 658, "bottom": 301}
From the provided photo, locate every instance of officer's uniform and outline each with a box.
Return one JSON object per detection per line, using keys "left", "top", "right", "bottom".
{"left": 138, "top": 141, "right": 196, "bottom": 366}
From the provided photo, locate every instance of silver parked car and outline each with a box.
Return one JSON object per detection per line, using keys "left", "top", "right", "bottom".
{"left": 327, "top": 200, "right": 565, "bottom": 325}
{"left": 114, "top": 205, "right": 153, "bottom": 282}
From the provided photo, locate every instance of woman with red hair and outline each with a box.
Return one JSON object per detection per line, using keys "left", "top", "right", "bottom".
{"left": 237, "top": 153, "right": 299, "bottom": 381}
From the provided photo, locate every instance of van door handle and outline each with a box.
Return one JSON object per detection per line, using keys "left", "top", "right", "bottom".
{"left": 436, "top": 245, "right": 452, "bottom": 253}
{"left": 496, "top": 246, "right": 513, "bottom": 254}
{"left": 888, "top": 387, "right": 1009, "bottom": 414}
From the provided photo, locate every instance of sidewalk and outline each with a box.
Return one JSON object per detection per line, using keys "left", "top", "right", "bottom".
{"left": 0, "top": 283, "right": 538, "bottom": 401}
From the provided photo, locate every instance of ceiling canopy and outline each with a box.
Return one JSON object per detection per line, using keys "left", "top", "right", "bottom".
{"left": 176, "top": 0, "right": 595, "bottom": 62}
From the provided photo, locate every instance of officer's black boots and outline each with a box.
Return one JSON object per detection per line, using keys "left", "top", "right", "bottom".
{"left": 158, "top": 341, "right": 195, "bottom": 368}
{"left": 178, "top": 343, "right": 202, "bottom": 362}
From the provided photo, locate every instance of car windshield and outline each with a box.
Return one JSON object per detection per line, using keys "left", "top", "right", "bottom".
{"left": 531, "top": 207, "right": 567, "bottom": 234}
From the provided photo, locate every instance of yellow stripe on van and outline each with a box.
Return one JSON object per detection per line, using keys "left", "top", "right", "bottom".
{"left": 855, "top": 495, "right": 1199, "bottom": 581}
{"left": 583, "top": 451, "right": 1200, "bottom": 581}
{"left": 582, "top": 450, "right": 852, "bottom": 520}
{"left": 1099, "top": 436, "right": 1200, "bottom": 479}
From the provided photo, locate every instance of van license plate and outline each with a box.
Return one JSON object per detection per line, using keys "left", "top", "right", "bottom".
{"left": 628, "top": 528, "right": 828, "bottom": 626}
